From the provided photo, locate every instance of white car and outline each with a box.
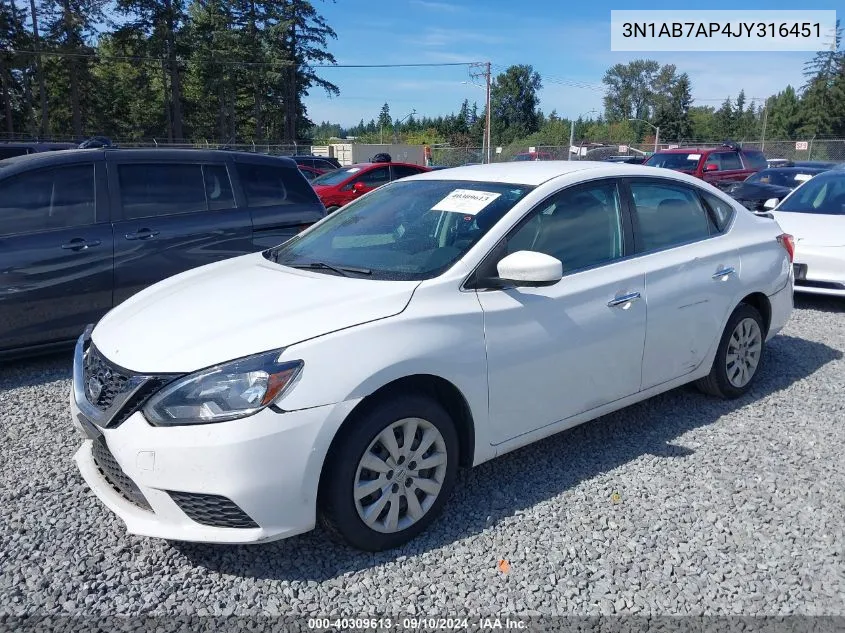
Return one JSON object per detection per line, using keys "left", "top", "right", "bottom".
{"left": 769, "top": 170, "right": 845, "bottom": 297}
{"left": 70, "top": 162, "right": 794, "bottom": 551}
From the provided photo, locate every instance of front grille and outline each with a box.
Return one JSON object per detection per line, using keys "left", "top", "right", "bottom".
{"left": 84, "top": 346, "right": 132, "bottom": 411}
{"left": 92, "top": 437, "right": 151, "bottom": 511}
{"left": 168, "top": 491, "right": 259, "bottom": 529}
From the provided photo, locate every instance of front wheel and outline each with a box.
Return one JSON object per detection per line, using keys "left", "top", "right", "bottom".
{"left": 319, "top": 395, "right": 458, "bottom": 551}
{"left": 696, "top": 303, "right": 765, "bottom": 399}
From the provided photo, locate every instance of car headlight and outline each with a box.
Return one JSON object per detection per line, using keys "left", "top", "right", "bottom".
{"left": 143, "top": 350, "right": 303, "bottom": 426}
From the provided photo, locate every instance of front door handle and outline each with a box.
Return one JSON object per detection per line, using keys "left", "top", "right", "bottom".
{"left": 124, "top": 229, "right": 160, "bottom": 241}
{"left": 607, "top": 291, "right": 642, "bottom": 308}
{"left": 61, "top": 238, "right": 102, "bottom": 251}
{"left": 712, "top": 267, "right": 736, "bottom": 280}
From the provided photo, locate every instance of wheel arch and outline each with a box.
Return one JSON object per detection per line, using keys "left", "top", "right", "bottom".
{"left": 737, "top": 291, "right": 772, "bottom": 336}
{"left": 317, "top": 374, "right": 476, "bottom": 500}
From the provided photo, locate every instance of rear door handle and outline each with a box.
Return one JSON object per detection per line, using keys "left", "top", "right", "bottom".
{"left": 607, "top": 291, "right": 642, "bottom": 308}
{"left": 712, "top": 267, "right": 736, "bottom": 280}
{"left": 61, "top": 238, "right": 101, "bottom": 251}
{"left": 124, "top": 229, "right": 160, "bottom": 241}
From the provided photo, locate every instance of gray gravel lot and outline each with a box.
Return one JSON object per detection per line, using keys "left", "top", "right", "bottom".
{"left": 1, "top": 296, "right": 844, "bottom": 618}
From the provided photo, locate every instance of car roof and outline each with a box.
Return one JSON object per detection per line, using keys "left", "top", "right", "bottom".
{"left": 0, "top": 147, "right": 298, "bottom": 170}
{"left": 408, "top": 160, "right": 677, "bottom": 186}
{"left": 653, "top": 146, "right": 739, "bottom": 155}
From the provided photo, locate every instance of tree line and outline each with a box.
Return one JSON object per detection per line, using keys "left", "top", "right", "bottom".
{"left": 314, "top": 28, "right": 844, "bottom": 151}
{"left": 0, "top": 0, "right": 337, "bottom": 142}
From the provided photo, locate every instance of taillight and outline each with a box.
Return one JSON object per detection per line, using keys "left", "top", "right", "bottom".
{"left": 777, "top": 233, "right": 795, "bottom": 263}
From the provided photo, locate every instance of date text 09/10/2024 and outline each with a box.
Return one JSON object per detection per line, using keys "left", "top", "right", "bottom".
{"left": 307, "top": 617, "right": 528, "bottom": 630}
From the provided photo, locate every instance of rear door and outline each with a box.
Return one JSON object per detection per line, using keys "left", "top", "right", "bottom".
{"left": 233, "top": 158, "right": 327, "bottom": 250}
{"left": 625, "top": 178, "right": 741, "bottom": 389}
{"left": 0, "top": 160, "right": 113, "bottom": 351}
{"left": 110, "top": 158, "right": 254, "bottom": 304}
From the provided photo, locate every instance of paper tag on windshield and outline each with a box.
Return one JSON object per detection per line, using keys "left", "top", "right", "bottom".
{"left": 346, "top": 167, "right": 360, "bottom": 173}
{"left": 432, "top": 189, "right": 501, "bottom": 215}
{"left": 794, "top": 174, "right": 813, "bottom": 182}
{"left": 687, "top": 154, "right": 701, "bottom": 160}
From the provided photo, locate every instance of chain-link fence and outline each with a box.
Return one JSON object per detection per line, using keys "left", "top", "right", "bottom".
{"left": 430, "top": 139, "right": 845, "bottom": 167}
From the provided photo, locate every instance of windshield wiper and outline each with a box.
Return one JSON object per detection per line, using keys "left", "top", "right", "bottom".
{"left": 287, "top": 261, "right": 372, "bottom": 276}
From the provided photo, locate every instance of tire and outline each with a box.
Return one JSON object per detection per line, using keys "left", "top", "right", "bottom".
{"left": 326, "top": 206, "right": 340, "bottom": 214}
{"left": 696, "top": 303, "right": 765, "bottom": 399}
{"left": 319, "top": 394, "right": 459, "bottom": 551}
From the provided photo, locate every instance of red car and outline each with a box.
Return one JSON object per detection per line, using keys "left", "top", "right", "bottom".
{"left": 298, "top": 165, "right": 322, "bottom": 181}
{"left": 311, "top": 162, "right": 430, "bottom": 212}
{"left": 644, "top": 143, "right": 767, "bottom": 188}
{"left": 512, "top": 151, "right": 552, "bottom": 161}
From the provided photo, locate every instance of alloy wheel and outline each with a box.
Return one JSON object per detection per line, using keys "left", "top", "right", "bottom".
{"left": 725, "top": 317, "right": 763, "bottom": 388}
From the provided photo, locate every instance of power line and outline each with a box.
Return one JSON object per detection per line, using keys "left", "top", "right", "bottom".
{"left": 4, "top": 49, "right": 482, "bottom": 68}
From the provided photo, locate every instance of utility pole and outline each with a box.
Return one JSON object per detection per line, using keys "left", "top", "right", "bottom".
{"left": 485, "top": 61, "right": 491, "bottom": 164}
{"left": 760, "top": 97, "right": 770, "bottom": 152}
{"left": 469, "top": 62, "right": 492, "bottom": 163}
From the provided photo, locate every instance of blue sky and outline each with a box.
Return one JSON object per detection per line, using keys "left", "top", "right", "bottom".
{"left": 302, "top": 0, "right": 840, "bottom": 127}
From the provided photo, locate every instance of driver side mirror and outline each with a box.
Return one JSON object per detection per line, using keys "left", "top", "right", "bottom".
{"left": 494, "top": 251, "right": 563, "bottom": 287}
{"left": 763, "top": 197, "right": 779, "bottom": 210}
{"left": 704, "top": 163, "right": 719, "bottom": 172}
{"left": 352, "top": 181, "right": 366, "bottom": 193}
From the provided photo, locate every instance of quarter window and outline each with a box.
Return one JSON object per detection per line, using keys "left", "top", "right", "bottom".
{"left": 507, "top": 181, "right": 624, "bottom": 272}
{"left": 630, "top": 181, "right": 713, "bottom": 251}
{"left": 119, "top": 163, "right": 206, "bottom": 219}
{"left": 700, "top": 190, "right": 734, "bottom": 232}
{"left": 237, "top": 162, "right": 318, "bottom": 207}
{"left": 0, "top": 164, "right": 96, "bottom": 236}
{"left": 203, "top": 164, "right": 235, "bottom": 210}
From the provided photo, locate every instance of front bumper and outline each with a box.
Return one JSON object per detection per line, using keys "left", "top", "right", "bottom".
{"left": 70, "top": 335, "right": 360, "bottom": 544}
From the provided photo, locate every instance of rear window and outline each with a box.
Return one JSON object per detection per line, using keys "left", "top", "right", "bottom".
{"left": 777, "top": 172, "right": 845, "bottom": 215}
{"left": 236, "top": 162, "right": 319, "bottom": 207}
{"left": 644, "top": 152, "right": 702, "bottom": 171}
{"left": 742, "top": 150, "right": 768, "bottom": 170}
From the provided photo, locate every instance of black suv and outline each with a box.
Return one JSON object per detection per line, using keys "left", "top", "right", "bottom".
{"left": 289, "top": 155, "right": 341, "bottom": 172}
{"left": 0, "top": 149, "right": 326, "bottom": 358}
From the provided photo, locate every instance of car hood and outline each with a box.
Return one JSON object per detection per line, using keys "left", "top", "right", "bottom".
{"left": 92, "top": 253, "right": 420, "bottom": 373}
{"left": 771, "top": 211, "right": 845, "bottom": 247}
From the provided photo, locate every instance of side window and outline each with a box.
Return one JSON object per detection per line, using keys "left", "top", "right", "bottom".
{"left": 630, "top": 181, "right": 713, "bottom": 251}
{"left": 119, "top": 163, "right": 206, "bottom": 219}
{"left": 391, "top": 165, "right": 423, "bottom": 180}
{"left": 719, "top": 152, "right": 743, "bottom": 170}
{"left": 699, "top": 190, "right": 734, "bottom": 232}
{"left": 742, "top": 150, "right": 767, "bottom": 170}
{"left": 237, "top": 162, "right": 318, "bottom": 207}
{"left": 506, "top": 181, "right": 624, "bottom": 272}
{"left": 314, "top": 159, "right": 336, "bottom": 170}
{"left": 0, "top": 164, "right": 96, "bottom": 236}
{"left": 357, "top": 167, "right": 390, "bottom": 187}
{"left": 203, "top": 164, "right": 235, "bottom": 210}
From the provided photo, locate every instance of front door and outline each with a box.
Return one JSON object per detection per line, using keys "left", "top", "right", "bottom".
{"left": 0, "top": 163, "right": 114, "bottom": 351}
{"left": 477, "top": 180, "right": 646, "bottom": 444}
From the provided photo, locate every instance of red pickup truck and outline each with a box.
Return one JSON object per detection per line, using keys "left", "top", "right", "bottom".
{"left": 644, "top": 144, "right": 767, "bottom": 188}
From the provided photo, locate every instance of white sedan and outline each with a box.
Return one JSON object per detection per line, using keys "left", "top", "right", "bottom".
{"left": 770, "top": 169, "right": 845, "bottom": 297}
{"left": 70, "top": 162, "right": 794, "bottom": 551}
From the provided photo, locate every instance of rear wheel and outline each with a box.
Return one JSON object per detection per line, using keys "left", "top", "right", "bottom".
{"left": 319, "top": 394, "right": 458, "bottom": 551}
{"left": 696, "top": 303, "right": 765, "bottom": 399}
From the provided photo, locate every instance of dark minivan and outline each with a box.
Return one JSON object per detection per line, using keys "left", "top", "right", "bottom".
{"left": 0, "top": 149, "right": 326, "bottom": 358}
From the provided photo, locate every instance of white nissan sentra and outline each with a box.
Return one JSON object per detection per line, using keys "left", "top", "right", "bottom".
{"left": 70, "top": 162, "right": 794, "bottom": 551}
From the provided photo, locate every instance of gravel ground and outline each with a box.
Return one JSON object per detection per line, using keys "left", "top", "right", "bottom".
{"left": 1, "top": 296, "right": 844, "bottom": 618}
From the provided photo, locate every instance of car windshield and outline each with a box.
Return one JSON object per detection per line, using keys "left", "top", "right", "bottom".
{"left": 777, "top": 172, "right": 845, "bottom": 215}
{"left": 265, "top": 179, "right": 534, "bottom": 281}
{"left": 644, "top": 152, "right": 702, "bottom": 171}
{"left": 746, "top": 169, "right": 820, "bottom": 188}
{"left": 311, "top": 167, "right": 361, "bottom": 186}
